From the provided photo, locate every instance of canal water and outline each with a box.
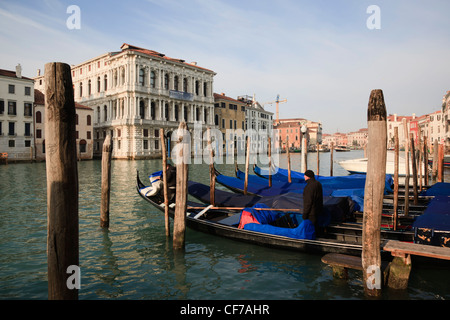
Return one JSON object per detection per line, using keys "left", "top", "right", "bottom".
{"left": 1, "top": 150, "right": 449, "bottom": 300}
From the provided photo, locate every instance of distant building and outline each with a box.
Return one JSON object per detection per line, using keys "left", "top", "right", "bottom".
{"left": 213, "top": 93, "right": 246, "bottom": 153}
{"left": 0, "top": 64, "right": 35, "bottom": 161}
{"left": 387, "top": 114, "right": 413, "bottom": 149}
{"left": 35, "top": 43, "right": 217, "bottom": 159}
{"left": 442, "top": 91, "right": 450, "bottom": 152}
{"left": 34, "top": 89, "right": 94, "bottom": 161}
{"left": 347, "top": 128, "right": 368, "bottom": 148}
{"left": 274, "top": 118, "right": 322, "bottom": 150}
{"left": 238, "top": 94, "right": 274, "bottom": 152}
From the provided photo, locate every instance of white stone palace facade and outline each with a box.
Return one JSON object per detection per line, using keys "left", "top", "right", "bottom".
{"left": 35, "top": 43, "right": 217, "bottom": 159}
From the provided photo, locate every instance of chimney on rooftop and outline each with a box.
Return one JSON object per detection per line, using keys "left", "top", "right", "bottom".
{"left": 16, "top": 64, "right": 22, "bottom": 78}
{"left": 37, "top": 69, "right": 41, "bottom": 76}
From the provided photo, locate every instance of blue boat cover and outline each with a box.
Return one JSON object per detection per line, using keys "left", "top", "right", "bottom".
{"left": 412, "top": 196, "right": 450, "bottom": 231}
{"left": 253, "top": 165, "right": 393, "bottom": 194}
{"left": 220, "top": 169, "right": 392, "bottom": 197}
{"left": 240, "top": 203, "right": 316, "bottom": 240}
{"left": 254, "top": 165, "right": 367, "bottom": 183}
{"left": 187, "top": 180, "right": 354, "bottom": 225}
{"left": 419, "top": 183, "right": 450, "bottom": 196}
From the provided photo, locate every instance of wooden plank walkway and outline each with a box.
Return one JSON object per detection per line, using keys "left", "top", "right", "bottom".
{"left": 382, "top": 240, "right": 450, "bottom": 260}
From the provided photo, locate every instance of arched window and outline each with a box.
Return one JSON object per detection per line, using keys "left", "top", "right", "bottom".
{"left": 151, "top": 101, "right": 156, "bottom": 119}
{"left": 88, "top": 80, "right": 91, "bottom": 96}
{"left": 174, "top": 105, "right": 179, "bottom": 121}
{"left": 195, "top": 81, "right": 200, "bottom": 95}
{"left": 87, "top": 115, "right": 91, "bottom": 126}
{"left": 139, "top": 68, "right": 145, "bottom": 86}
{"left": 139, "top": 100, "right": 145, "bottom": 119}
{"left": 104, "top": 75, "right": 108, "bottom": 91}
{"left": 183, "top": 78, "right": 188, "bottom": 92}
{"left": 203, "top": 82, "right": 207, "bottom": 97}
{"left": 103, "top": 105, "right": 107, "bottom": 122}
{"left": 79, "top": 82, "right": 83, "bottom": 97}
{"left": 36, "top": 111, "right": 42, "bottom": 123}
{"left": 174, "top": 76, "right": 179, "bottom": 91}
{"left": 97, "top": 77, "right": 101, "bottom": 92}
{"left": 150, "top": 71, "right": 156, "bottom": 88}
{"left": 164, "top": 74, "right": 169, "bottom": 90}
{"left": 97, "top": 106, "right": 100, "bottom": 123}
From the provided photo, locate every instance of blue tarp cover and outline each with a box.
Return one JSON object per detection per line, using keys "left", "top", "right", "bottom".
{"left": 187, "top": 181, "right": 354, "bottom": 224}
{"left": 241, "top": 203, "right": 316, "bottom": 240}
{"left": 412, "top": 196, "right": 450, "bottom": 231}
{"left": 419, "top": 183, "right": 450, "bottom": 196}
{"left": 217, "top": 169, "right": 392, "bottom": 198}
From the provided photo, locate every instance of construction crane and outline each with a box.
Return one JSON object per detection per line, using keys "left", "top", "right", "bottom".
{"left": 262, "top": 94, "right": 287, "bottom": 124}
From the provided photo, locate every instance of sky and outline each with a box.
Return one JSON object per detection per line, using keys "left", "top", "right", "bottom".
{"left": 1, "top": 0, "right": 450, "bottom": 134}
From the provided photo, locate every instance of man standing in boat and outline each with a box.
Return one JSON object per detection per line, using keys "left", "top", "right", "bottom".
{"left": 303, "top": 170, "right": 324, "bottom": 235}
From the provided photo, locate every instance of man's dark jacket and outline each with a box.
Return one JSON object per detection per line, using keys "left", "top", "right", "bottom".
{"left": 302, "top": 177, "right": 323, "bottom": 225}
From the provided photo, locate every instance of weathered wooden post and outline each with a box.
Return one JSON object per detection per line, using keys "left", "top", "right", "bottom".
{"left": 173, "top": 122, "right": 189, "bottom": 250}
{"left": 268, "top": 137, "right": 272, "bottom": 187}
{"left": 418, "top": 132, "right": 423, "bottom": 191}
{"left": 207, "top": 128, "right": 215, "bottom": 206}
{"left": 362, "top": 89, "right": 387, "bottom": 298}
{"left": 316, "top": 142, "right": 320, "bottom": 176}
{"left": 402, "top": 118, "right": 410, "bottom": 216}
{"left": 432, "top": 140, "right": 438, "bottom": 182}
{"left": 45, "top": 62, "right": 79, "bottom": 300}
{"left": 438, "top": 143, "right": 444, "bottom": 183}
{"left": 410, "top": 134, "right": 418, "bottom": 205}
{"left": 424, "top": 136, "right": 429, "bottom": 186}
{"left": 100, "top": 134, "right": 112, "bottom": 228}
{"left": 286, "top": 135, "right": 292, "bottom": 183}
{"left": 393, "top": 127, "right": 399, "bottom": 231}
{"left": 244, "top": 136, "right": 250, "bottom": 195}
{"left": 330, "top": 142, "right": 334, "bottom": 176}
{"left": 160, "top": 129, "right": 170, "bottom": 237}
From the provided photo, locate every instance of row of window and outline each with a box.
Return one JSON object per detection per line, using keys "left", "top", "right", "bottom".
{"left": 214, "top": 102, "right": 246, "bottom": 112}
{"left": 36, "top": 140, "right": 89, "bottom": 153}
{"left": 34, "top": 111, "right": 92, "bottom": 126}
{"left": 0, "top": 121, "right": 32, "bottom": 136}
{"left": 0, "top": 100, "right": 33, "bottom": 116}
{"left": 0, "top": 121, "right": 92, "bottom": 140}
{"left": 5, "top": 84, "right": 32, "bottom": 96}
{"left": 138, "top": 69, "right": 210, "bottom": 97}
{"left": 76, "top": 71, "right": 211, "bottom": 99}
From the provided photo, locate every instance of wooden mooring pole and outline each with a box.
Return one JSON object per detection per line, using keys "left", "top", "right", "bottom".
{"left": 287, "top": 135, "right": 292, "bottom": 182}
{"left": 268, "top": 137, "right": 272, "bottom": 187}
{"left": 173, "top": 122, "right": 189, "bottom": 250}
{"left": 432, "top": 140, "right": 438, "bottom": 182}
{"left": 362, "top": 89, "right": 387, "bottom": 298}
{"left": 160, "top": 128, "right": 170, "bottom": 237}
{"left": 410, "top": 133, "right": 418, "bottom": 205}
{"left": 100, "top": 134, "right": 112, "bottom": 228}
{"left": 393, "top": 127, "right": 399, "bottom": 231}
{"left": 424, "top": 136, "right": 429, "bottom": 186}
{"left": 244, "top": 136, "right": 250, "bottom": 194}
{"left": 207, "top": 128, "right": 215, "bottom": 206}
{"left": 402, "top": 118, "right": 410, "bottom": 216}
{"left": 438, "top": 143, "right": 444, "bottom": 183}
{"left": 45, "top": 62, "right": 79, "bottom": 300}
{"left": 330, "top": 142, "right": 334, "bottom": 176}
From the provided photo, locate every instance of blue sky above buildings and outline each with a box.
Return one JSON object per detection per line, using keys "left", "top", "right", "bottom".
{"left": 1, "top": 0, "right": 450, "bottom": 133}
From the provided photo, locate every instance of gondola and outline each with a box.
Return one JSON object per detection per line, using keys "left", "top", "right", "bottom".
{"left": 136, "top": 171, "right": 413, "bottom": 257}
